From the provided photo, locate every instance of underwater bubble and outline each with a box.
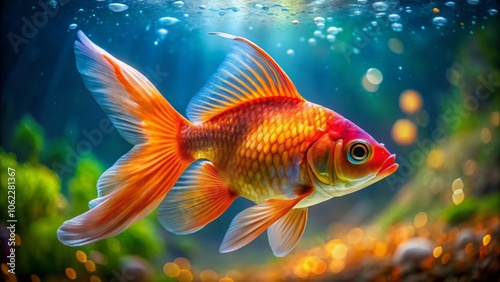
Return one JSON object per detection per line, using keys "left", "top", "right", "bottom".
{"left": 286, "top": 49, "right": 295, "bottom": 56}
{"left": 254, "top": 3, "right": 263, "bottom": 9}
{"left": 388, "top": 13, "right": 400, "bottom": 22}
{"left": 199, "top": 5, "right": 206, "bottom": 9}
{"left": 172, "top": 1, "right": 184, "bottom": 8}
{"left": 445, "top": 1, "right": 455, "bottom": 7}
{"left": 292, "top": 19, "right": 299, "bottom": 25}
{"left": 326, "top": 34, "right": 335, "bottom": 42}
{"left": 366, "top": 68, "right": 383, "bottom": 85}
{"left": 371, "top": 21, "right": 378, "bottom": 26}
{"left": 69, "top": 23, "right": 78, "bottom": 29}
{"left": 308, "top": 38, "right": 317, "bottom": 46}
{"left": 353, "top": 10, "right": 362, "bottom": 16}
{"left": 375, "top": 12, "right": 386, "bottom": 18}
{"left": 372, "top": 2, "right": 388, "bottom": 12}
{"left": 314, "top": 17, "right": 325, "bottom": 25}
{"left": 327, "top": 26, "right": 340, "bottom": 34}
{"left": 158, "top": 17, "right": 180, "bottom": 25}
{"left": 108, "top": 3, "right": 128, "bottom": 12}
{"left": 219, "top": 11, "right": 225, "bottom": 16}
{"left": 358, "top": 0, "right": 367, "bottom": 4}
{"left": 488, "top": 9, "right": 498, "bottom": 16}
{"left": 391, "top": 22, "right": 403, "bottom": 32}
{"left": 466, "top": 0, "right": 480, "bottom": 5}
{"left": 316, "top": 22, "right": 325, "bottom": 29}
{"left": 432, "top": 16, "right": 448, "bottom": 26}
{"left": 313, "top": 30, "right": 323, "bottom": 38}
{"left": 157, "top": 28, "right": 168, "bottom": 39}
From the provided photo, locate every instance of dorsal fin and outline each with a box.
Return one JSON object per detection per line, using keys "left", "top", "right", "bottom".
{"left": 186, "top": 32, "right": 304, "bottom": 124}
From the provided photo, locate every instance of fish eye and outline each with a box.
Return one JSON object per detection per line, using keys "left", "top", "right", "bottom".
{"left": 346, "top": 140, "right": 371, "bottom": 164}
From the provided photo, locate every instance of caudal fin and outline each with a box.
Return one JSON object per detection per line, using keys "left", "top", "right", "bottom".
{"left": 57, "top": 31, "right": 193, "bottom": 246}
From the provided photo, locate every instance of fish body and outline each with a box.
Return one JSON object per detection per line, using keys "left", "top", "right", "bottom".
{"left": 58, "top": 31, "right": 398, "bottom": 257}
{"left": 182, "top": 98, "right": 332, "bottom": 203}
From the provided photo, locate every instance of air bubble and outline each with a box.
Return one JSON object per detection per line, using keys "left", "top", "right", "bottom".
{"left": 158, "top": 17, "right": 180, "bottom": 25}
{"left": 432, "top": 16, "right": 448, "bottom": 26}
{"left": 391, "top": 22, "right": 403, "bottom": 32}
{"left": 327, "top": 26, "right": 341, "bottom": 34}
{"left": 172, "top": 1, "right": 184, "bottom": 8}
{"left": 372, "top": 2, "right": 388, "bottom": 12}
{"left": 157, "top": 28, "right": 168, "bottom": 39}
{"left": 314, "top": 17, "right": 325, "bottom": 25}
{"left": 108, "top": 3, "right": 128, "bottom": 12}
{"left": 388, "top": 14, "right": 400, "bottom": 22}
{"left": 366, "top": 68, "right": 383, "bottom": 85}
{"left": 466, "top": 0, "right": 480, "bottom": 5}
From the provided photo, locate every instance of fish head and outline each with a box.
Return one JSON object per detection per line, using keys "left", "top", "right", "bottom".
{"left": 306, "top": 119, "right": 398, "bottom": 197}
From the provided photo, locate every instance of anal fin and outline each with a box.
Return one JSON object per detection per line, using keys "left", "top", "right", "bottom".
{"left": 158, "top": 161, "right": 237, "bottom": 235}
{"left": 268, "top": 207, "right": 308, "bottom": 257}
{"left": 219, "top": 188, "right": 312, "bottom": 254}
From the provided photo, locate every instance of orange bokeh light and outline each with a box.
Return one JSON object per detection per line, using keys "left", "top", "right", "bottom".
{"left": 391, "top": 119, "right": 417, "bottom": 145}
{"left": 399, "top": 90, "right": 423, "bottom": 114}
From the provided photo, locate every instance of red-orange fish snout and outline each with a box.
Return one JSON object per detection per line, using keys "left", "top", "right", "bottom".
{"left": 377, "top": 153, "right": 399, "bottom": 179}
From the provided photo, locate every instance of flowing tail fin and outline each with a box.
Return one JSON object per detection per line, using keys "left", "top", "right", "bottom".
{"left": 57, "top": 31, "right": 193, "bottom": 246}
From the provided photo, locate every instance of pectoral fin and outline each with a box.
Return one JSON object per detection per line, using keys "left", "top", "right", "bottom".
{"left": 219, "top": 188, "right": 312, "bottom": 254}
{"left": 268, "top": 207, "right": 308, "bottom": 257}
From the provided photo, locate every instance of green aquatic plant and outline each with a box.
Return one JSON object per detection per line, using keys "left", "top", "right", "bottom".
{"left": 0, "top": 149, "right": 60, "bottom": 232}
{"left": 442, "top": 192, "right": 500, "bottom": 226}
{"left": 0, "top": 148, "right": 168, "bottom": 281}
{"left": 11, "top": 115, "right": 45, "bottom": 163}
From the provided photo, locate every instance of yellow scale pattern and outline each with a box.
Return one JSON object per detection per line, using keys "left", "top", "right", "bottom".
{"left": 181, "top": 97, "right": 334, "bottom": 204}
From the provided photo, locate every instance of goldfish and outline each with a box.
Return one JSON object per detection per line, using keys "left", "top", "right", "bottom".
{"left": 57, "top": 31, "right": 398, "bottom": 257}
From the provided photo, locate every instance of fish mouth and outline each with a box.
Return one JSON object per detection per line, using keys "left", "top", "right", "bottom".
{"left": 376, "top": 154, "right": 399, "bottom": 179}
